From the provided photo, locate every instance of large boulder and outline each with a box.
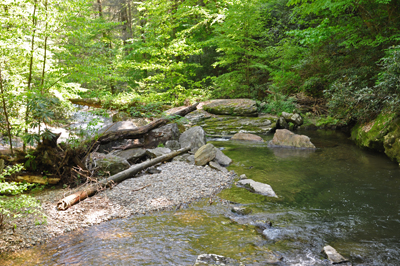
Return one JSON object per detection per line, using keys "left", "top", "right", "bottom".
{"left": 236, "top": 179, "right": 278, "bottom": 197}
{"left": 179, "top": 126, "right": 207, "bottom": 153}
{"left": 231, "top": 132, "right": 264, "bottom": 142}
{"left": 269, "top": 129, "right": 316, "bottom": 149}
{"left": 112, "top": 148, "right": 146, "bottom": 164}
{"left": 144, "top": 123, "right": 180, "bottom": 148}
{"left": 165, "top": 140, "right": 181, "bottom": 150}
{"left": 97, "top": 121, "right": 137, "bottom": 153}
{"left": 213, "top": 148, "right": 232, "bottom": 166}
{"left": 194, "top": 143, "right": 217, "bottom": 166}
{"left": 90, "top": 152, "right": 130, "bottom": 175}
{"left": 202, "top": 99, "right": 258, "bottom": 117}
{"left": 146, "top": 147, "right": 172, "bottom": 158}
{"left": 351, "top": 113, "right": 400, "bottom": 165}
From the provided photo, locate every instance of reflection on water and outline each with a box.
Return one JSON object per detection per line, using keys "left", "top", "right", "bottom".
{"left": 1, "top": 130, "right": 400, "bottom": 265}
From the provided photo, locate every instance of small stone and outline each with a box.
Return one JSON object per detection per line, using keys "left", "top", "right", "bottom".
{"left": 239, "top": 174, "right": 247, "bottom": 180}
{"left": 322, "top": 245, "right": 349, "bottom": 264}
{"left": 231, "top": 206, "right": 252, "bottom": 215}
{"left": 236, "top": 179, "right": 278, "bottom": 197}
{"left": 146, "top": 147, "right": 172, "bottom": 158}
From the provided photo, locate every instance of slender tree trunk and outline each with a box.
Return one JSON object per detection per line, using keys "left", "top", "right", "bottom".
{"left": 39, "top": 0, "right": 49, "bottom": 137}
{"left": 0, "top": 64, "right": 14, "bottom": 155}
{"left": 24, "top": 0, "right": 38, "bottom": 152}
{"left": 97, "top": 0, "right": 103, "bottom": 18}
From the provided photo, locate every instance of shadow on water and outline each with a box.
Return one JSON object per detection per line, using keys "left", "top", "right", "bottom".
{"left": 1, "top": 130, "right": 400, "bottom": 265}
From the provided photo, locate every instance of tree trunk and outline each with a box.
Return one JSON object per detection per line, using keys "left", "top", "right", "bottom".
{"left": 0, "top": 64, "right": 13, "bottom": 155}
{"left": 57, "top": 146, "right": 190, "bottom": 210}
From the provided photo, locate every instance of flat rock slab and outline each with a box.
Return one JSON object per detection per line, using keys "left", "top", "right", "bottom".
{"left": 269, "top": 129, "right": 316, "bottom": 149}
{"left": 323, "top": 245, "right": 349, "bottom": 264}
{"left": 98, "top": 121, "right": 136, "bottom": 135}
{"left": 202, "top": 99, "right": 258, "bottom": 117}
{"left": 197, "top": 115, "right": 277, "bottom": 136}
{"left": 231, "top": 132, "right": 264, "bottom": 142}
{"left": 237, "top": 179, "right": 278, "bottom": 197}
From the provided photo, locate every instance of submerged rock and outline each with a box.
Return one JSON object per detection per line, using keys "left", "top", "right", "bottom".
{"left": 195, "top": 143, "right": 217, "bottom": 166}
{"left": 231, "top": 132, "right": 264, "bottom": 142}
{"left": 269, "top": 129, "right": 316, "bottom": 149}
{"left": 193, "top": 254, "right": 239, "bottom": 265}
{"left": 231, "top": 206, "right": 252, "bottom": 215}
{"left": 236, "top": 179, "right": 278, "bottom": 197}
{"left": 179, "top": 126, "right": 207, "bottom": 153}
{"left": 322, "top": 245, "right": 349, "bottom": 264}
{"left": 202, "top": 99, "right": 258, "bottom": 117}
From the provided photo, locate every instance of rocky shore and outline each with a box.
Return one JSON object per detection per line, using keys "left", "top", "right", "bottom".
{"left": 0, "top": 161, "right": 235, "bottom": 254}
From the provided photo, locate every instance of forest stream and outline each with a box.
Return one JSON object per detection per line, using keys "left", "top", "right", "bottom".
{"left": 1, "top": 129, "right": 399, "bottom": 265}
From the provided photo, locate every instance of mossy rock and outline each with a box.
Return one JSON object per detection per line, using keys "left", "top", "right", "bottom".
{"left": 197, "top": 115, "right": 277, "bottom": 136}
{"left": 383, "top": 117, "right": 400, "bottom": 165}
{"left": 350, "top": 112, "right": 397, "bottom": 152}
{"left": 202, "top": 99, "right": 258, "bottom": 117}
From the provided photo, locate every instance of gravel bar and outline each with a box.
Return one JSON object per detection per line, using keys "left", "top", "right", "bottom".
{"left": 0, "top": 161, "right": 235, "bottom": 254}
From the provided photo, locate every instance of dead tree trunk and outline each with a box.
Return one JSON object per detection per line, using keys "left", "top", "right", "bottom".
{"left": 57, "top": 146, "right": 190, "bottom": 210}
{"left": 89, "top": 103, "right": 198, "bottom": 150}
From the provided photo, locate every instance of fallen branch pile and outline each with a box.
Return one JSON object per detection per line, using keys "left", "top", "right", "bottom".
{"left": 57, "top": 146, "right": 190, "bottom": 210}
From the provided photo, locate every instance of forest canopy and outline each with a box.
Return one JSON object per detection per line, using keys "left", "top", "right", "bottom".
{"left": 0, "top": 0, "right": 399, "bottom": 150}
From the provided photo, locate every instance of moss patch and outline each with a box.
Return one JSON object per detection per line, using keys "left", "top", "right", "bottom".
{"left": 383, "top": 117, "right": 400, "bottom": 165}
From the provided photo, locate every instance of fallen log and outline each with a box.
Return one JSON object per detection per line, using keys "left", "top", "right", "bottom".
{"left": 57, "top": 146, "right": 190, "bottom": 210}
{"left": 96, "top": 102, "right": 198, "bottom": 145}
{"left": 69, "top": 98, "right": 102, "bottom": 108}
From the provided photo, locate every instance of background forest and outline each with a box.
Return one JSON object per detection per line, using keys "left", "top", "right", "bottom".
{"left": 1, "top": 0, "right": 400, "bottom": 151}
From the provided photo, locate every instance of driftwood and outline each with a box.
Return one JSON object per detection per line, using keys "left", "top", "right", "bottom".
{"left": 57, "top": 146, "right": 190, "bottom": 210}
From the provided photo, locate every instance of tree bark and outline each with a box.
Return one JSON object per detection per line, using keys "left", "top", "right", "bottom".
{"left": 57, "top": 146, "right": 190, "bottom": 210}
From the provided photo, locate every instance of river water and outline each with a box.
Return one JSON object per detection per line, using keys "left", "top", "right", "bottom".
{"left": 2, "top": 130, "right": 399, "bottom": 265}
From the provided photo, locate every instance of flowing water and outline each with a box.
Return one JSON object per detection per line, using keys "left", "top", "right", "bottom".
{"left": 1, "top": 130, "right": 400, "bottom": 265}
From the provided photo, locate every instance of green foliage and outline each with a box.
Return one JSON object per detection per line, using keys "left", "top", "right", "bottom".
{"left": 0, "top": 164, "right": 33, "bottom": 196}
{"left": 262, "top": 93, "right": 297, "bottom": 114}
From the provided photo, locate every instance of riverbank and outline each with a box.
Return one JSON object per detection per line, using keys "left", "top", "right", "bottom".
{"left": 0, "top": 161, "right": 235, "bottom": 254}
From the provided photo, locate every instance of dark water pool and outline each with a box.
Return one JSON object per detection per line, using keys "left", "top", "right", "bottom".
{"left": 1, "top": 130, "right": 399, "bottom": 265}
